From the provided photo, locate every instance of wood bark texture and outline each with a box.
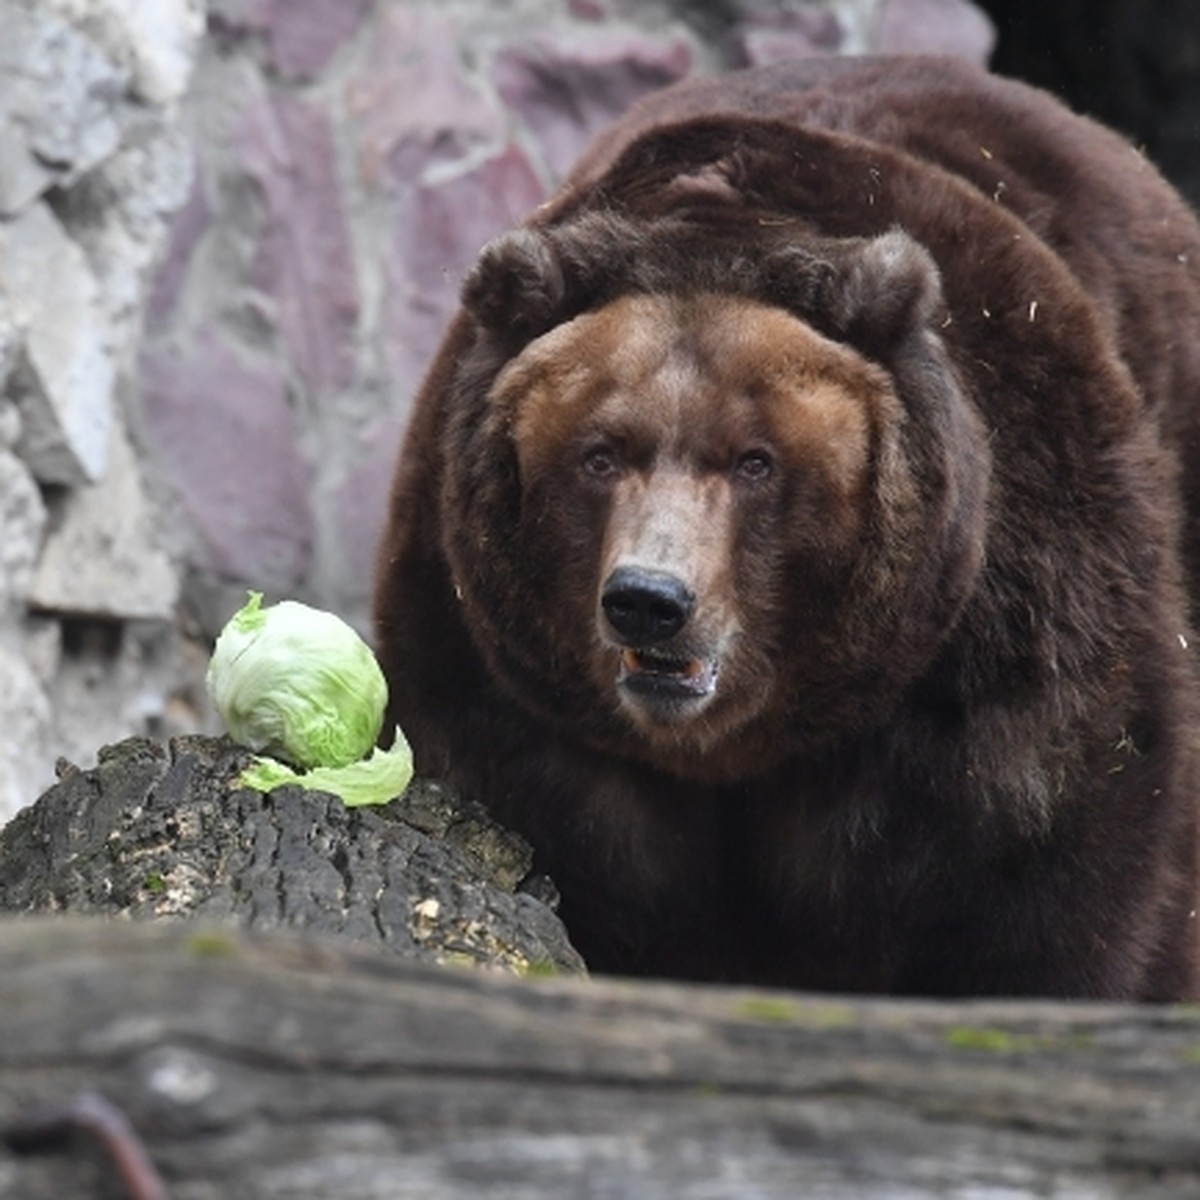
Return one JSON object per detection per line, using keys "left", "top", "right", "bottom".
{"left": 2, "top": 918, "right": 1200, "bottom": 1199}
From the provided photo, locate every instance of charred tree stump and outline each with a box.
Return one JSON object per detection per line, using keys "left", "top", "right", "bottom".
{"left": 0, "top": 735, "right": 583, "bottom": 976}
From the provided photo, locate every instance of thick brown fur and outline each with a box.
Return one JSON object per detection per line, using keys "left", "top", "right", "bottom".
{"left": 373, "top": 56, "right": 1200, "bottom": 999}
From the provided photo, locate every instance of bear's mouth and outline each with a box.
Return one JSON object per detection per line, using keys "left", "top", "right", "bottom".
{"left": 618, "top": 647, "right": 718, "bottom": 700}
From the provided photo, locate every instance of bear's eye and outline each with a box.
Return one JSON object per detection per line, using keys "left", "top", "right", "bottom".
{"left": 734, "top": 450, "right": 773, "bottom": 483}
{"left": 581, "top": 444, "right": 621, "bottom": 480}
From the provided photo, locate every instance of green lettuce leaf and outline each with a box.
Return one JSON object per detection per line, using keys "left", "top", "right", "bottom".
{"left": 239, "top": 727, "right": 414, "bottom": 808}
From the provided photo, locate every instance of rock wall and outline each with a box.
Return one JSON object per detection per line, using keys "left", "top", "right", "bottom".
{"left": 138, "top": 0, "right": 993, "bottom": 636}
{"left": 0, "top": 0, "right": 204, "bottom": 825}
{"left": 0, "top": 0, "right": 995, "bottom": 826}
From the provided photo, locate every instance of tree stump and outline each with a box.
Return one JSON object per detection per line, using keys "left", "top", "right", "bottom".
{"left": 0, "top": 735, "right": 583, "bottom": 976}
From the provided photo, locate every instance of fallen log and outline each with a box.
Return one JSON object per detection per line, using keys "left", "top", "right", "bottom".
{"left": 1, "top": 917, "right": 1199, "bottom": 1199}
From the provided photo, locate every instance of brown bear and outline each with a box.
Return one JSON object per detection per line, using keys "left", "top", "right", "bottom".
{"left": 373, "top": 55, "right": 1200, "bottom": 999}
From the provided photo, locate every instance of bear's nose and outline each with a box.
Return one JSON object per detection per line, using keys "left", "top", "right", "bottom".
{"left": 601, "top": 566, "right": 695, "bottom": 646}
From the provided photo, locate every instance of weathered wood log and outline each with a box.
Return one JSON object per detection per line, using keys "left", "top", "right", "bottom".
{"left": 1, "top": 917, "right": 1200, "bottom": 1199}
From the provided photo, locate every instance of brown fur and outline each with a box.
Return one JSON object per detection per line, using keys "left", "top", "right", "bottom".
{"left": 495, "top": 292, "right": 885, "bottom": 768}
{"left": 373, "top": 56, "right": 1200, "bottom": 998}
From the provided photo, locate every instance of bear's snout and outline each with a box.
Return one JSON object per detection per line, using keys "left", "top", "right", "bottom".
{"left": 601, "top": 566, "right": 695, "bottom": 647}
{"left": 600, "top": 564, "right": 719, "bottom": 716}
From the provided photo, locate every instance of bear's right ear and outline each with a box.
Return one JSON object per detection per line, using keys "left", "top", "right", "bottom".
{"left": 830, "top": 229, "right": 945, "bottom": 351}
{"left": 461, "top": 229, "right": 567, "bottom": 348}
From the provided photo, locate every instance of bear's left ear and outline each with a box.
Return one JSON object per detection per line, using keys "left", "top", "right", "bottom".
{"left": 829, "top": 229, "right": 944, "bottom": 349}
{"left": 462, "top": 228, "right": 567, "bottom": 349}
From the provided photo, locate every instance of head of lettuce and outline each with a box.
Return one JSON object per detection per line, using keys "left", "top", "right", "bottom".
{"left": 206, "top": 591, "right": 413, "bottom": 807}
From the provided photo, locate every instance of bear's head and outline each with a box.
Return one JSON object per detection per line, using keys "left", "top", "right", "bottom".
{"left": 441, "top": 211, "right": 991, "bottom": 779}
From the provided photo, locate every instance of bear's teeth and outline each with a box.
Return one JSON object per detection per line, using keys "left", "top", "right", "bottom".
{"left": 624, "top": 648, "right": 701, "bottom": 678}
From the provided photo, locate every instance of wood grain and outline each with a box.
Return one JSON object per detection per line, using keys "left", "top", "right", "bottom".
{"left": 2, "top": 917, "right": 1199, "bottom": 1198}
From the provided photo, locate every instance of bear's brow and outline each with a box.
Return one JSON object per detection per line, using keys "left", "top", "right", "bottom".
{"left": 507, "top": 290, "right": 882, "bottom": 487}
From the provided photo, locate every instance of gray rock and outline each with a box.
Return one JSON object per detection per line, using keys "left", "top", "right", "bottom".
{"left": 0, "top": 642, "right": 52, "bottom": 824}
{"left": 0, "top": 317, "right": 17, "bottom": 399}
{"left": 0, "top": 1, "right": 128, "bottom": 218}
{"left": 0, "top": 734, "right": 587, "bottom": 976}
{"left": 0, "top": 448, "right": 46, "bottom": 617}
{"left": 0, "top": 202, "right": 115, "bottom": 486}
{"left": 50, "top": 124, "right": 196, "bottom": 337}
{"left": 28, "top": 418, "right": 178, "bottom": 621}
{"left": 42, "top": 616, "right": 215, "bottom": 793}
{"left": 41, "top": 0, "right": 205, "bottom": 107}
{"left": 0, "top": 0, "right": 202, "bottom": 832}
